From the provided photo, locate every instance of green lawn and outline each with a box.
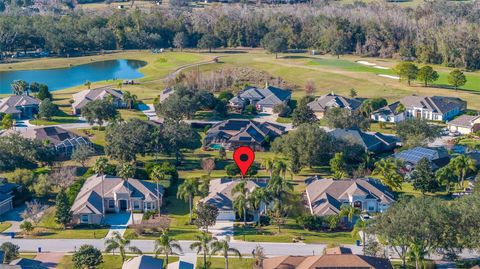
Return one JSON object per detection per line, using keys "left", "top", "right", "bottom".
{"left": 119, "top": 109, "right": 148, "bottom": 121}
{"left": 57, "top": 254, "right": 123, "bottom": 269}
{"left": 233, "top": 220, "right": 359, "bottom": 244}
{"left": 28, "top": 207, "right": 109, "bottom": 239}
{"left": 0, "top": 222, "right": 12, "bottom": 233}
{"left": 391, "top": 259, "right": 435, "bottom": 269}
{"left": 19, "top": 254, "right": 37, "bottom": 259}
{"left": 198, "top": 257, "right": 254, "bottom": 269}
{"left": 30, "top": 115, "right": 82, "bottom": 126}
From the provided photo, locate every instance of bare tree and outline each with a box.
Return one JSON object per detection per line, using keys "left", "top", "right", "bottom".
{"left": 305, "top": 80, "right": 315, "bottom": 96}
{"left": 21, "top": 200, "right": 47, "bottom": 226}
{"left": 50, "top": 166, "right": 77, "bottom": 189}
{"left": 201, "top": 158, "right": 216, "bottom": 176}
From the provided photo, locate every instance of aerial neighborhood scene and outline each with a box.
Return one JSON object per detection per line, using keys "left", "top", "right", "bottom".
{"left": 0, "top": 0, "right": 480, "bottom": 268}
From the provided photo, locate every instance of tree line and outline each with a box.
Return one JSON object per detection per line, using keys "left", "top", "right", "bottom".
{"left": 1, "top": 2, "right": 480, "bottom": 69}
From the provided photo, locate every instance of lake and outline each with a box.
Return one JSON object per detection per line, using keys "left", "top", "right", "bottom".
{"left": 0, "top": 59, "right": 147, "bottom": 94}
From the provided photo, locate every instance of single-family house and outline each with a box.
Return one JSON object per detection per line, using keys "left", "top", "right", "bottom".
{"left": 370, "top": 101, "right": 405, "bottom": 123}
{"left": 400, "top": 95, "right": 465, "bottom": 121}
{"left": 304, "top": 177, "right": 395, "bottom": 217}
{"left": 447, "top": 115, "right": 480, "bottom": 135}
{"left": 122, "top": 255, "right": 164, "bottom": 269}
{"left": 262, "top": 247, "right": 392, "bottom": 269}
{"left": 0, "top": 178, "right": 20, "bottom": 215}
{"left": 0, "top": 258, "right": 48, "bottom": 269}
{"left": 3, "top": 126, "right": 92, "bottom": 157}
{"left": 328, "top": 128, "right": 398, "bottom": 154}
{"left": 229, "top": 84, "right": 291, "bottom": 113}
{"left": 168, "top": 261, "right": 195, "bottom": 269}
{"left": 0, "top": 95, "right": 40, "bottom": 119}
{"left": 204, "top": 119, "right": 286, "bottom": 151}
{"left": 394, "top": 146, "right": 450, "bottom": 171}
{"left": 71, "top": 86, "right": 125, "bottom": 114}
{"left": 307, "top": 93, "right": 362, "bottom": 119}
{"left": 200, "top": 178, "right": 267, "bottom": 221}
{"left": 70, "top": 174, "right": 164, "bottom": 225}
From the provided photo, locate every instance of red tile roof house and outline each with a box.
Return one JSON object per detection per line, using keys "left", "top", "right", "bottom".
{"left": 262, "top": 247, "right": 393, "bottom": 269}
{"left": 70, "top": 174, "right": 164, "bottom": 224}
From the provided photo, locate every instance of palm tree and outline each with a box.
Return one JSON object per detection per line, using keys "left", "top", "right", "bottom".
{"left": 93, "top": 157, "right": 109, "bottom": 220}
{"left": 151, "top": 165, "right": 167, "bottom": 215}
{"left": 232, "top": 180, "right": 249, "bottom": 225}
{"left": 267, "top": 175, "right": 293, "bottom": 210}
{"left": 435, "top": 164, "right": 456, "bottom": 193}
{"left": 273, "top": 160, "right": 288, "bottom": 179}
{"left": 84, "top": 80, "right": 92, "bottom": 89}
{"left": 190, "top": 232, "right": 213, "bottom": 269}
{"left": 177, "top": 178, "right": 198, "bottom": 224}
{"left": 451, "top": 155, "right": 476, "bottom": 189}
{"left": 211, "top": 236, "right": 241, "bottom": 269}
{"left": 118, "top": 163, "right": 135, "bottom": 224}
{"left": 372, "top": 158, "right": 403, "bottom": 190}
{"left": 11, "top": 80, "right": 29, "bottom": 95}
{"left": 262, "top": 158, "right": 275, "bottom": 178}
{"left": 408, "top": 241, "right": 427, "bottom": 269}
{"left": 351, "top": 219, "right": 367, "bottom": 255}
{"left": 122, "top": 91, "right": 138, "bottom": 109}
{"left": 249, "top": 188, "right": 268, "bottom": 225}
{"left": 154, "top": 229, "right": 182, "bottom": 268}
{"left": 340, "top": 204, "right": 360, "bottom": 224}
{"left": 105, "top": 231, "right": 142, "bottom": 262}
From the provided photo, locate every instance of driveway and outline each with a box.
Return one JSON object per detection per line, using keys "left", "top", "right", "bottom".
{"left": 0, "top": 205, "right": 26, "bottom": 238}
{"left": 34, "top": 252, "right": 65, "bottom": 269}
{"left": 104, "top": 213, "right": 133, "bottom": 238}
{"left": 208, "top": 221, "right": 234, "bottom": 240}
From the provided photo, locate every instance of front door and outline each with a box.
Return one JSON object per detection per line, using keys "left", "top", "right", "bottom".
{"left": 119, "top": 200, "right": 128, "bottom": 212}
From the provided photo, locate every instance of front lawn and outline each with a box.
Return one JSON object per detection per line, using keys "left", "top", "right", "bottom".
{"left": 30, "top": 115, "right": 82, "bottom": 126}
{"left": 0, "top": 222, "right": 12, "bottom": 232}
{"left": 57, "top": 254, "right": 123, "bottom": 269}
{"left": 27, "top": 207, "right": 109, "bottom": 239}
{"left": 233, "top": 220, "right": 359, "bottom": 244}
{"left": 198, "top": 257, "right": 254, "bottom": 269}
{"left": 119, "top": 109, "right": 148, "bottom": 121}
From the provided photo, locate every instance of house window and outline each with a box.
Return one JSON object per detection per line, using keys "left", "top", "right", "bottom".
{"left": 80, "top": 215, "right": 89, "bottom": 224}
{"left": 133, "top": 200, "right": 141, "bottom": 210}
{"left": 145, "top": 202, "right": 152, "bottom": 210}
{"left": 108, "top": 200, "right": 115, "bottom": 209}
{"left": 368, "top": 206, "right": 375, "bottom": 211}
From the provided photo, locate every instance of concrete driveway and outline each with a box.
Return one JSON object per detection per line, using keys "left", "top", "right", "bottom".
{"left": 0, "top": 205, "right": 26, "bottom": 237}
{"left": 34, "top": 252, "right": 64, "bottom": 269}
{"left": 208, "top": 221, "right": 234, "bottom": 240}
{"left": 104, "top": 213, "right": 133, "bottom": 238}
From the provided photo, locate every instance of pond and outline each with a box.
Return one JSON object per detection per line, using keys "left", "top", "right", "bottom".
{"left": 0, "top": 59, "right": 147, "bottom": 94}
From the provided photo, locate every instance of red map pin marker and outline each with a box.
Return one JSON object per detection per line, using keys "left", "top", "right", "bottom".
{"left": 233, "top": 146, "right": 255, "bottom": 177}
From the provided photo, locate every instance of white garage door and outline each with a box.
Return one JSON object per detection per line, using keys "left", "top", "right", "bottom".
{"left": 217, "top": 211, "right": 235, "bottom": 221}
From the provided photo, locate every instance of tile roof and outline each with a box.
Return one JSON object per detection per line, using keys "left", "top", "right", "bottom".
{"left": 72, "top": 86, "right": 123, "bottom": 110}
{"left": 71, "top": 174, "right": 163, "bottom": 215}
{"left": 0, "top": 95, "right": 40, "bottom": 114}
{"left": 400, "top": 95, "right": 465, "bottom": 114}
{"left": 307, "top": 93, "right": 362, "bottom": 113}
{"left": 305, "top": 177, "right": 395, "bottom": 216}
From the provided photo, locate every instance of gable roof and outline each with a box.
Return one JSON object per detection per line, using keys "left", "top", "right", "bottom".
{"left": 400, "top": 95, "right": 465, "bottom": 114}
{"left": 205, "top": 119, "right": 286, "bottom": 145}
{"left": 200, "top": 178, "right": 266, "bottom": 210}
{"left": 230, "top": 85, "right": 291, "bottom": 108}
{"left": 448, "top": 115, "right": 480, "bottom": 128}
{"left": 372, "top": 101, "right": 403, "bottom": 117}
{"left": 3, "top": 258, "right": 47, "bottom": 269}
{"left": 122, "top": 255, "right": 164, "bottom": 269}
{"left": 263, "top": 248, "right": 393, "bottom": 269}
{"left": 72, "top": 86, "right": 123, "bottom": 110}
{"left": 307, "top": 93, "right": 362, "bottom": 113}
{"left": 0, "top": 95, "right": 40, "bottom": 114}
{"left": 71, "top": 174, "right": 163, "bottom": 215}
{"left": 305, "top": 177, "right": 395, "bottom": 216}
{"left": 328, "top": 129, "right": 397, "bottom": 153}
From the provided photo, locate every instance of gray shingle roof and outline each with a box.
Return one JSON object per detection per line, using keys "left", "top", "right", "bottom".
{"left": 71, "top": 174, "right": 163, "bottom": 215}
{"left": 229, "top": 85, "right": 291, "bottom": 108}
{"left": 307, "top": 93, "right": 362, "bottom": 112}
{"left": 305, "top": 177, "right": 395, "bottom": 216}
{"left": 328, "top": 129, "right": 397, "bottom": 153}
{"left": 122, "top": 255, "right": 164, "bottom": 269}
{"left": 372, "top": 101, "right": 403, "bottom": 116}
{"left": 72, "top": 86, "right": 123, "bottom": 110}
{"left": 200, "top": 178, "right": 266, "bottom": 210}
{"left": 0, "top": 95, "right": 40, "bottom": 114}
{"left": 448, "top": 115, "right": 480, "bottom": 128}
{"left": 400, "top": 95, "right": 465, "bottom": 114}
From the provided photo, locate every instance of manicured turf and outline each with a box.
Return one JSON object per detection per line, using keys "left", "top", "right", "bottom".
{"left": 233, "top": 220, "right": 359, "bottom": 244}
{"left": 0, "top": 222, "right": 12, "bottom": 233}
{"left": 198, "top": 257, "right": 254, "bottom": 269}
{"left": 28, "top": 207, "right": 109, "bottom": 239}
{"left": 30, "top": 115, "right": 82, "bottom": 126}
{"left": 57, "top": 254, "right": 123, "bottom": 269}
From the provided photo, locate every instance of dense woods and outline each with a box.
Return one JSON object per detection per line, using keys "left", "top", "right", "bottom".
{"left": 0, "top": 1, "right": 479, "bottom": 69}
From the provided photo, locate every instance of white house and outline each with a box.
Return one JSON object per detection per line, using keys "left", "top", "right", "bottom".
{"left": 400, "top": 95, "right": 465, "bottom": 121}
{"left": 447, "top": 115, "right": 480, "bottom": 135}
{"left": 370, "top": 101, "right": 405, "bottom": 123}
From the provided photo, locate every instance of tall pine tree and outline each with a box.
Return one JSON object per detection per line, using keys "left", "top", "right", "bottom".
{"left": 55, "top": 189, "right": 72, "bottom": 228}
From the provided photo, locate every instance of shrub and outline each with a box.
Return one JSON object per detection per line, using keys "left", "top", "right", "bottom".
{"left": 142, "top": 210, "right": 157, "bottom": 221}
{"left": 296, "top": 215, "right": 325, "bottom": 231}
{"left": 259, "top": 215, "right": 270, "bottom": 226}
{"left": 273, "top": 103, "right": 292, "bottom": 117}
